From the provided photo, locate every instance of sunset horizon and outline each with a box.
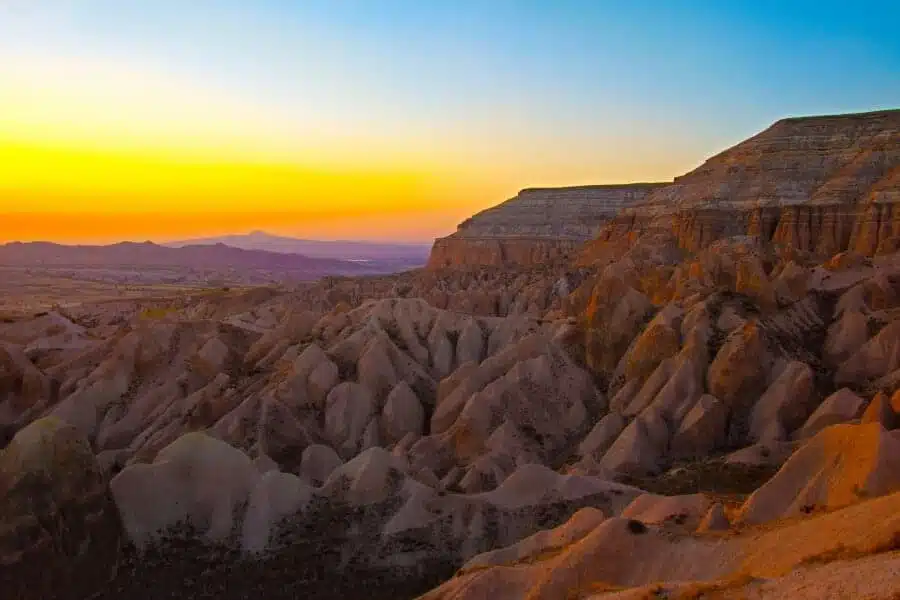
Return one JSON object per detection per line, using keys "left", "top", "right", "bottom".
{"left": 2, "top": 1, "right": 898, "bottom": 244}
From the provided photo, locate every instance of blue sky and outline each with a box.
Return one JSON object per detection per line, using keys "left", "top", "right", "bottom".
{"left": 0, "top": 0, "right": 897, "bottom": 241}
{"left": 3, "top": 0, "right": 897, "bottom": 163}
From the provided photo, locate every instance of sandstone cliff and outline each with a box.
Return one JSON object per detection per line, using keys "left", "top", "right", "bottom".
{"left": 596, "top": 109, "right": 900, "bottom": 256}
{"left": 428, "top": 184, "right": 664, "bottom": 267}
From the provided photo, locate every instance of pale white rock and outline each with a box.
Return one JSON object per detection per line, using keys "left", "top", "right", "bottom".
{"left": 241, "top": 471, "right": 313, "bottom": 553}
{"left": 111, "top": 432, "right": 260, "bottom": 545}
{"left": 322, "top": 446, "right": 408, "bottom": 505}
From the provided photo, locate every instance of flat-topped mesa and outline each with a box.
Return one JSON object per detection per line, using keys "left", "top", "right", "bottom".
{"left": 597, "top": 109, "right": 900, "bottom": 256}
{"left": 428, "top": 183, "right": 665, "bottom": 268}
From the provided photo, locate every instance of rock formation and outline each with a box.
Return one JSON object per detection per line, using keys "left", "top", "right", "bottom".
{"left": 1, "top": 107, "right": 900, "bottom": 599}
{"left": 0, "top": 418, "right": 122, "bottom": 600}
{"left": 594, "top": 109, "right": 900, "bottom": 257}
{"left": 428, "top": 184, "right": 664, "bottom": 267}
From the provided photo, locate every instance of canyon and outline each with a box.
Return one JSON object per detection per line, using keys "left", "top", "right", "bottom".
{"left": 2, "top": 108, "right": 900, "bottom": 600}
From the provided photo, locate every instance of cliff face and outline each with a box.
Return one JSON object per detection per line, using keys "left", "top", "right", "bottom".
{"left": 598, "top": 109, "right": 900, "bottom": 256}
{"left": 428, "top": 184, "right": 665, "bottom": 267}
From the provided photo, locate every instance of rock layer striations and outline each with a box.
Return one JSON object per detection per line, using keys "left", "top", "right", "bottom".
{"left": 428, "top": 184, "right": 664, "bottom": 267}
{"left": 596, "top": 109, "right": 900, "bottom": 255}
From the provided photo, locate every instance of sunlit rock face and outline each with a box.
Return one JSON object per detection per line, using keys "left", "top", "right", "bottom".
{"left": 596, "top": 109, "right": 900, "bottom": 256}
{"left": 428, "top": 184, "right": 665, "bottom": 268}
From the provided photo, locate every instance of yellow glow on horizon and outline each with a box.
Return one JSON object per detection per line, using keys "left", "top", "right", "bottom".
{"left": 0, "top": 52, "right": 504, "bottom": 239}
{"left": 0, "top": 141, "right": 445, "bottom": 214}
{"left": 0, "top": 51, "right": 693, "bottom": 243}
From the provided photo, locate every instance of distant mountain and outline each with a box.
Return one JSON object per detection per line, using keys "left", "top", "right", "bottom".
{"left": 165, "top": 231, "right": 431, "bottom": 266}
{"left": 0, "top": 241, "right": 388, "bottom": 280}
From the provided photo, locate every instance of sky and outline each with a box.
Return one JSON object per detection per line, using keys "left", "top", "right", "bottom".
{"left": 0, "top": 1, "right": 898, "bottom": 244}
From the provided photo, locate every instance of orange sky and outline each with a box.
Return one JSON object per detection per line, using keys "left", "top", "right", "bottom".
{"left": 0, "top": 17, "right": 703, "bottom": 244}
{"left": 2, "top": 2, "right": 897, "bottom": 244}
{"left": 0, "top": 139, "right": 494, "bottom": 243}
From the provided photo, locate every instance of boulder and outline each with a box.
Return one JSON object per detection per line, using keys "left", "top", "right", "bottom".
{"left": 111, "top": 432, "right": 260, "bottom": 545}
{"left": 0, "top": 417, "right": 122, "bottom": 600}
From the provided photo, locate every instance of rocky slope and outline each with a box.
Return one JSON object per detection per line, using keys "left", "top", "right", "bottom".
{"left": 428, "top": 184, "right": 664, "bottom": 267}
{"left": 3, "top": 235, "right": 900, "bottom": 598}
{"left": 3, "top": 108, "right": 900, "bottom": 600}
{"left": 596, "top": 108, "right": 900, "bottom": 255}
